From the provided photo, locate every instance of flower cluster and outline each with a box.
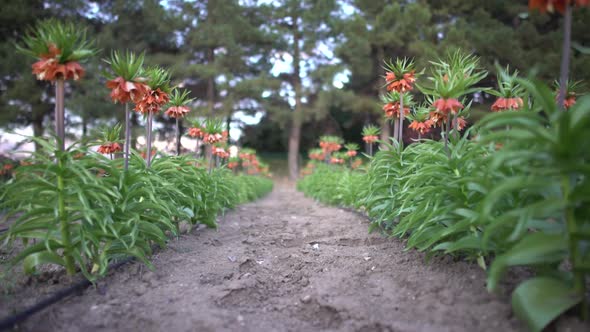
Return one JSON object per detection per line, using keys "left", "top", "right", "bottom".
{"left": 97, "top": 142, "right": 122, "bottom": 155}
{"left": 106, "top": 77, "right": 148, "bottom": 104}
{"left": 491, "top": 97, "right": 524, "bottom": 112}
{"left": 529, "top": 0, "right": 589, "bottom": 13}
{"left": 308, "top": 149, "right": 326, "bottom": 161}
{"left": 382, "top": 102, "right": 410, "bottom": 119}
{"left": 32, "top": 45, "right": 85, "bottom": 81}
{"left": 408, "top": 120, "right": 433, "bottom": 135}
{"left": 384, "top": 58, "right": 417, "bottom": 93}
{"left": 213, "top": 147, "right": 229, "bottom": 159}
{"left": 134, "top": 88, "right": 170, "bottom": 114}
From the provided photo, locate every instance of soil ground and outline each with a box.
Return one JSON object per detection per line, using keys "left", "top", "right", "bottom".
{"left": 1, "top": 181, "right": 588, "bottom": 332}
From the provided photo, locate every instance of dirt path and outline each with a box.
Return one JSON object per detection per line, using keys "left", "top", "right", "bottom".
{"left": 13, "top": 181, "right": 526, "bottom": 332}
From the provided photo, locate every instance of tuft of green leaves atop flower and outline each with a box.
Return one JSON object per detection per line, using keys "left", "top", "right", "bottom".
{"left": 380, "top": 90, "right": 415, "bottom": 105}
{"left": 203, "top": 118, "right": 225, "bottom": 135}
{"left": 99, "top": 123, "right": 123, "bottom": 144}
{"left": 144, "top": 66, "right": 172, "bottom": 92}
{"left": 554, "top": 79, "right": 585, "bottom": 97}
{"left": 420, "top": 50, "right": 488, "bottom": 99}
{"left": 362, "top": 125, "right": 381, "bottom": 137}
{"left": 103, "top": 50, "right": 145, "bottom": 81}
{"left": 18, "top": 19, "right": 96, "bottom": 63}
{"left": 319, "top": 135, "right": 343, "bottom": 145}
{"left": 489, "top": 65, "right": 525, "bottom": 99}
{"left": 168, "top": 88, "right": 195, "bottom": 107}
{"left": 345, "top": 143, "right": 359, "bottom": 151}
{"left": 407, "top": 103, "right": 432, "bottom": 123}
{"left": 383, "top": 57, "right": 416, "bottom": 78}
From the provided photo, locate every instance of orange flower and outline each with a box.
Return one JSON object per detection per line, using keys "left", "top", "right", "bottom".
{"left": 213, "top": 147, "right": 229, "bottom": 158}
{"left": 491, "top": 97, "right": 524, "bottom": 112}
{"left": 428, "top": 111, "right": 446, "bottom": 127}
{"left": 383, "top": 102, "right": 410, "bottom": 119}
{"left": 134, "top": 88, "right": 169, "bottom": 114}
{"left": 362, "top": 135, "right": 379, "bottom": 144}
{"left": 188, "top": 127, "right": 204, "bottom": 138}
{"left": 386, "top": 71, "right": 415, "bottom": 93}
{"left": 563, "top": 96, "right": 576, "bottom": 108}
{"left": 97, "top": 142, "right": 122, "bottom": 155}
{"left": 347, "top": 150, "right": 357, "bottom": 157}
{"left": 330, "top": 157, "right": 344, "bottom": 164}
{"left": 557, "top": 93, "right": 577, "bottom": 109}
{"left": 529, "top": 0, "right": 589, "bottom": 13}
{"left": 452, "top": 117, "right": 468, "bottom": 131}
{"left": 140, "top": 148, "right": 157, "bottom": 159}
{"left": 73, "top": 152, "right": 85, "bottom": 160}
{"left": 31, "top": 58, "right": 85, "bottom": 81}
{"left": 408, "top": 120, "right": 432, "bottom": 135}
{"left": 351, "top": 158, "right": 363, "bottom": 170}
{"left": 228, "top": 161, "right": 239, "bottom": 169}
{"left": 432, "top": 98, "right": 463, "bottom": 116}
{"left": 165, "top": 106, "right": 190, "bottom": 118}
{"left": 30, "top": 44, "right": 85, "bottom": 82}
{"left": 106, "top": 77, "right": 148, "bottom": 104}
{"left": 203, "top": 133, "right": 223, "bottom": 144}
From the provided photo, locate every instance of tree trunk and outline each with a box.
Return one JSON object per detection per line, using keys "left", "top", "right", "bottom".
{"left": 288, "top": 17, "right": 303, "bottom": 181}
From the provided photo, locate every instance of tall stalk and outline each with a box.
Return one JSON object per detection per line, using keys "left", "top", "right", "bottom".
{"left": 557, "top": 4, "right": 572, "bottom": 110}
{"left": 146, "top": 112, "right": 153, "bottom": 168}
{"left": 444, "top": 113, "right": 451, "bottom": 158}
{"left": 124, "top": 103, "right": 131, "bottom": 170}
{"left": 57, "top": 156, "right": 75, "bottom": 275}
{"left": 399, "top": 93, "right": 405, "bottom": 148}
{"left": 175, "top": 118, "right": 180, "bottom": 156}
{"left": 195, "top": 140, "right": 200, "bottom": 158}
{"left": 55, "top": 79, "right": 65, "bottom": 151}
{"left": 393, "top": 118, "right": 399, "bottom": 143}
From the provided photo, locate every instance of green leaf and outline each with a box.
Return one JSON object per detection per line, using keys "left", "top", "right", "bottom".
{"left": 487, "top": 232, "right": 568, "bottom": 292}
{"left": 23, "top": 251, "right": 67, "bottom": 274}
{"left": 512, "top": 277, "right": 582, "bottom": 332}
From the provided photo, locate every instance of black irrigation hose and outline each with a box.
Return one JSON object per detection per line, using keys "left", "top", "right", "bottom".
{"left": 0, "top": 257, "right": 134, "bottom": 331}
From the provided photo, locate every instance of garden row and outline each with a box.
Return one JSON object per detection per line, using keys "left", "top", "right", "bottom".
{"left": 298, "top": 80, "right": 590, "bottom": 331}
{"left": 1, "top": 139, "right": 273, "bottom": 281}
{"left": 297, "top": 47, "right": 589, "bottom": 332}
{"left": 0, "top": 19, "right": 274, "bottom": 284}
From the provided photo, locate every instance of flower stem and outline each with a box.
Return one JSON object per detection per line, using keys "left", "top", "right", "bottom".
{"left": 55, "top": 79, "right": 65, "bottom": 151}
{"left": 176, "top": 118, "right": 180, "bottom": 156}
{"left": 57, "top": 157, "right": 75, "bottom": 275}
{"left": 444, "top": 113, "right": 451, "bottom": 158}
{"left": 558, "top": 4, "right": 572, "bottom": 111}
{"left": 124, "top": 103, "right": 130, "bottom": 171}
{"left": 393, "top": 118, "right": 399, "bottom": 144}
{"left": 399, "top": 92, "right": 404, "bottom": 148}
{"left": 146, "top": 112, "right": 153, "bottom": 168}
{"left": 208, "top": 146, "right": 213, "bottom": 174}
